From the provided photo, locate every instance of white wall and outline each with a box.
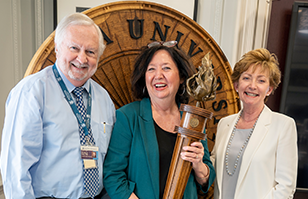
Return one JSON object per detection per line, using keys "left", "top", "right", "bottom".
{"left": 1, "top": 0, "right": 15, "bottom": 189}
{"left": 0, "top": 0, "right": 34, "bottom": 154}
{"left": 1, "top": 0, "right": 15, "bottom": 144}
{"left": 197, "top": 0, "right": 272, "bottom": 67}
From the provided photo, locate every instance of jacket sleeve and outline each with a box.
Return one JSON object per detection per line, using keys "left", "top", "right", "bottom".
{"left": 265, "top": 116, "right": 298, "bottom": 198}
{"left": 197, "top": 136, "right": 216, "bottom": 193}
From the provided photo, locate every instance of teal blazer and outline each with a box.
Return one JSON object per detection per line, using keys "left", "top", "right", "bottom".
{"left": 103, "top": 98, "right": 215, "bottom": 199}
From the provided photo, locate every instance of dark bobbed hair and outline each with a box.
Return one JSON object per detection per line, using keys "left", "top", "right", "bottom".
{"left": 131, "top": 44, "right": 196, "bottom": 104}
{"left": 231, "top": 48, "right": 281, "bottom": 102}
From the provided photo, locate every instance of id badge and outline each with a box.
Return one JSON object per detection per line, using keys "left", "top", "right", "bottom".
{"left": 81, "top": 145, "right": 99, "bottom": 169}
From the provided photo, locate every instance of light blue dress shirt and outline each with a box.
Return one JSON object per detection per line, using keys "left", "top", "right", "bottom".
{"left": 0, "top": 64, "right": 116, "bottom": 199}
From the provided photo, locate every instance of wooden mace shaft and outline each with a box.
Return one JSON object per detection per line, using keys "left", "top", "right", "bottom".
{"left": 163, "top": 104, "right": 212, "bottom": 199}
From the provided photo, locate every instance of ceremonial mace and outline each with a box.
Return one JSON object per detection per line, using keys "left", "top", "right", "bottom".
{"left": 163, "top": 53, "right": 218, "bottom": 199}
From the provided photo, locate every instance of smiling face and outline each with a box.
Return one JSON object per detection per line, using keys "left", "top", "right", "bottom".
{"left": 234, "top": 64, "right": 273, "bottom": 109}
{"left": 55, "top": 24, "right": 99, "bottom": 87}
{"left": 145, "top": 50, "right": 182, "bottom": 104}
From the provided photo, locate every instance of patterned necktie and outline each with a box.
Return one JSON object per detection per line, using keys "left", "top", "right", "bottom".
{"left": 73, "top": 87, "right": 99, "bottom": 198}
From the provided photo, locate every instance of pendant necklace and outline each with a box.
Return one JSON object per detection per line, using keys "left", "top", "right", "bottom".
{"left": 225, "top": 110, "right": 260, "bottom": 176}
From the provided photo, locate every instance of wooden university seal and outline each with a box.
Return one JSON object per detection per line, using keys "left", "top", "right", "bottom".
{"left": 25, "top": 1, "right": 240, "bottom": 198}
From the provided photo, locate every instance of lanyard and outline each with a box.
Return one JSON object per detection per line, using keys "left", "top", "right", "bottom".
{"left": 52, "top": 64, "right": 92, "bottom": 137}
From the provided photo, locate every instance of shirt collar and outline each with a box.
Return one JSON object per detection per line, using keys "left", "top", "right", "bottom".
{"left": 55, "top": 61, "right": 90, "bottom": 93}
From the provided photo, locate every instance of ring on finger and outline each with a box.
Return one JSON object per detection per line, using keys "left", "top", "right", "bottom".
{"left": 196, "top": 155, "right": 198, "bottom": 159}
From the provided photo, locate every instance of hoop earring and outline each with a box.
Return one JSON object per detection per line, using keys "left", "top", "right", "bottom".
{"left": 143, "top": 86, "right": 146, "bottom": 95}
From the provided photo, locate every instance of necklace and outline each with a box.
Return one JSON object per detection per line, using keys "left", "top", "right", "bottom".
{"left": 225, "top": 110, "right": 260, "bottom": 176}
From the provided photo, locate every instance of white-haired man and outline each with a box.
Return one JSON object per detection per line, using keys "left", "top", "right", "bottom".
{"left": 1, "top": 13, "right": 115, "bottom": 199}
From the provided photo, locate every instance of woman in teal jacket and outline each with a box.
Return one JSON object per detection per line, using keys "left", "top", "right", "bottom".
{"left": 103, "top": 41, "right": 215, "bottom": 199}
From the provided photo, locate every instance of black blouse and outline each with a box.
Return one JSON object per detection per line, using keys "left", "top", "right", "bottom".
{"left": 154, "top": 121, "right": 177, "bottom": 199}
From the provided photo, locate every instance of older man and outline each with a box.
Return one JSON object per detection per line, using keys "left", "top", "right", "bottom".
{"left": 0, "top": 13, "right": 115, "bottom": 199}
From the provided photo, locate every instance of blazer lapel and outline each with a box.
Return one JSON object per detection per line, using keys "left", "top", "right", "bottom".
{"left": 236, "top": 106, "right": 272, "bottom": 189}
{"left": 216, "top": 113, "right": 240, "bottom": 191}
{"left": 138, "top": 98, "right": 160, "bottom": 199}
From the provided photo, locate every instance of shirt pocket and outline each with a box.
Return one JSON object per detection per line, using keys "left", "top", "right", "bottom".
{"left": 98, "top": 122, "right": 113, "bottom": 158}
